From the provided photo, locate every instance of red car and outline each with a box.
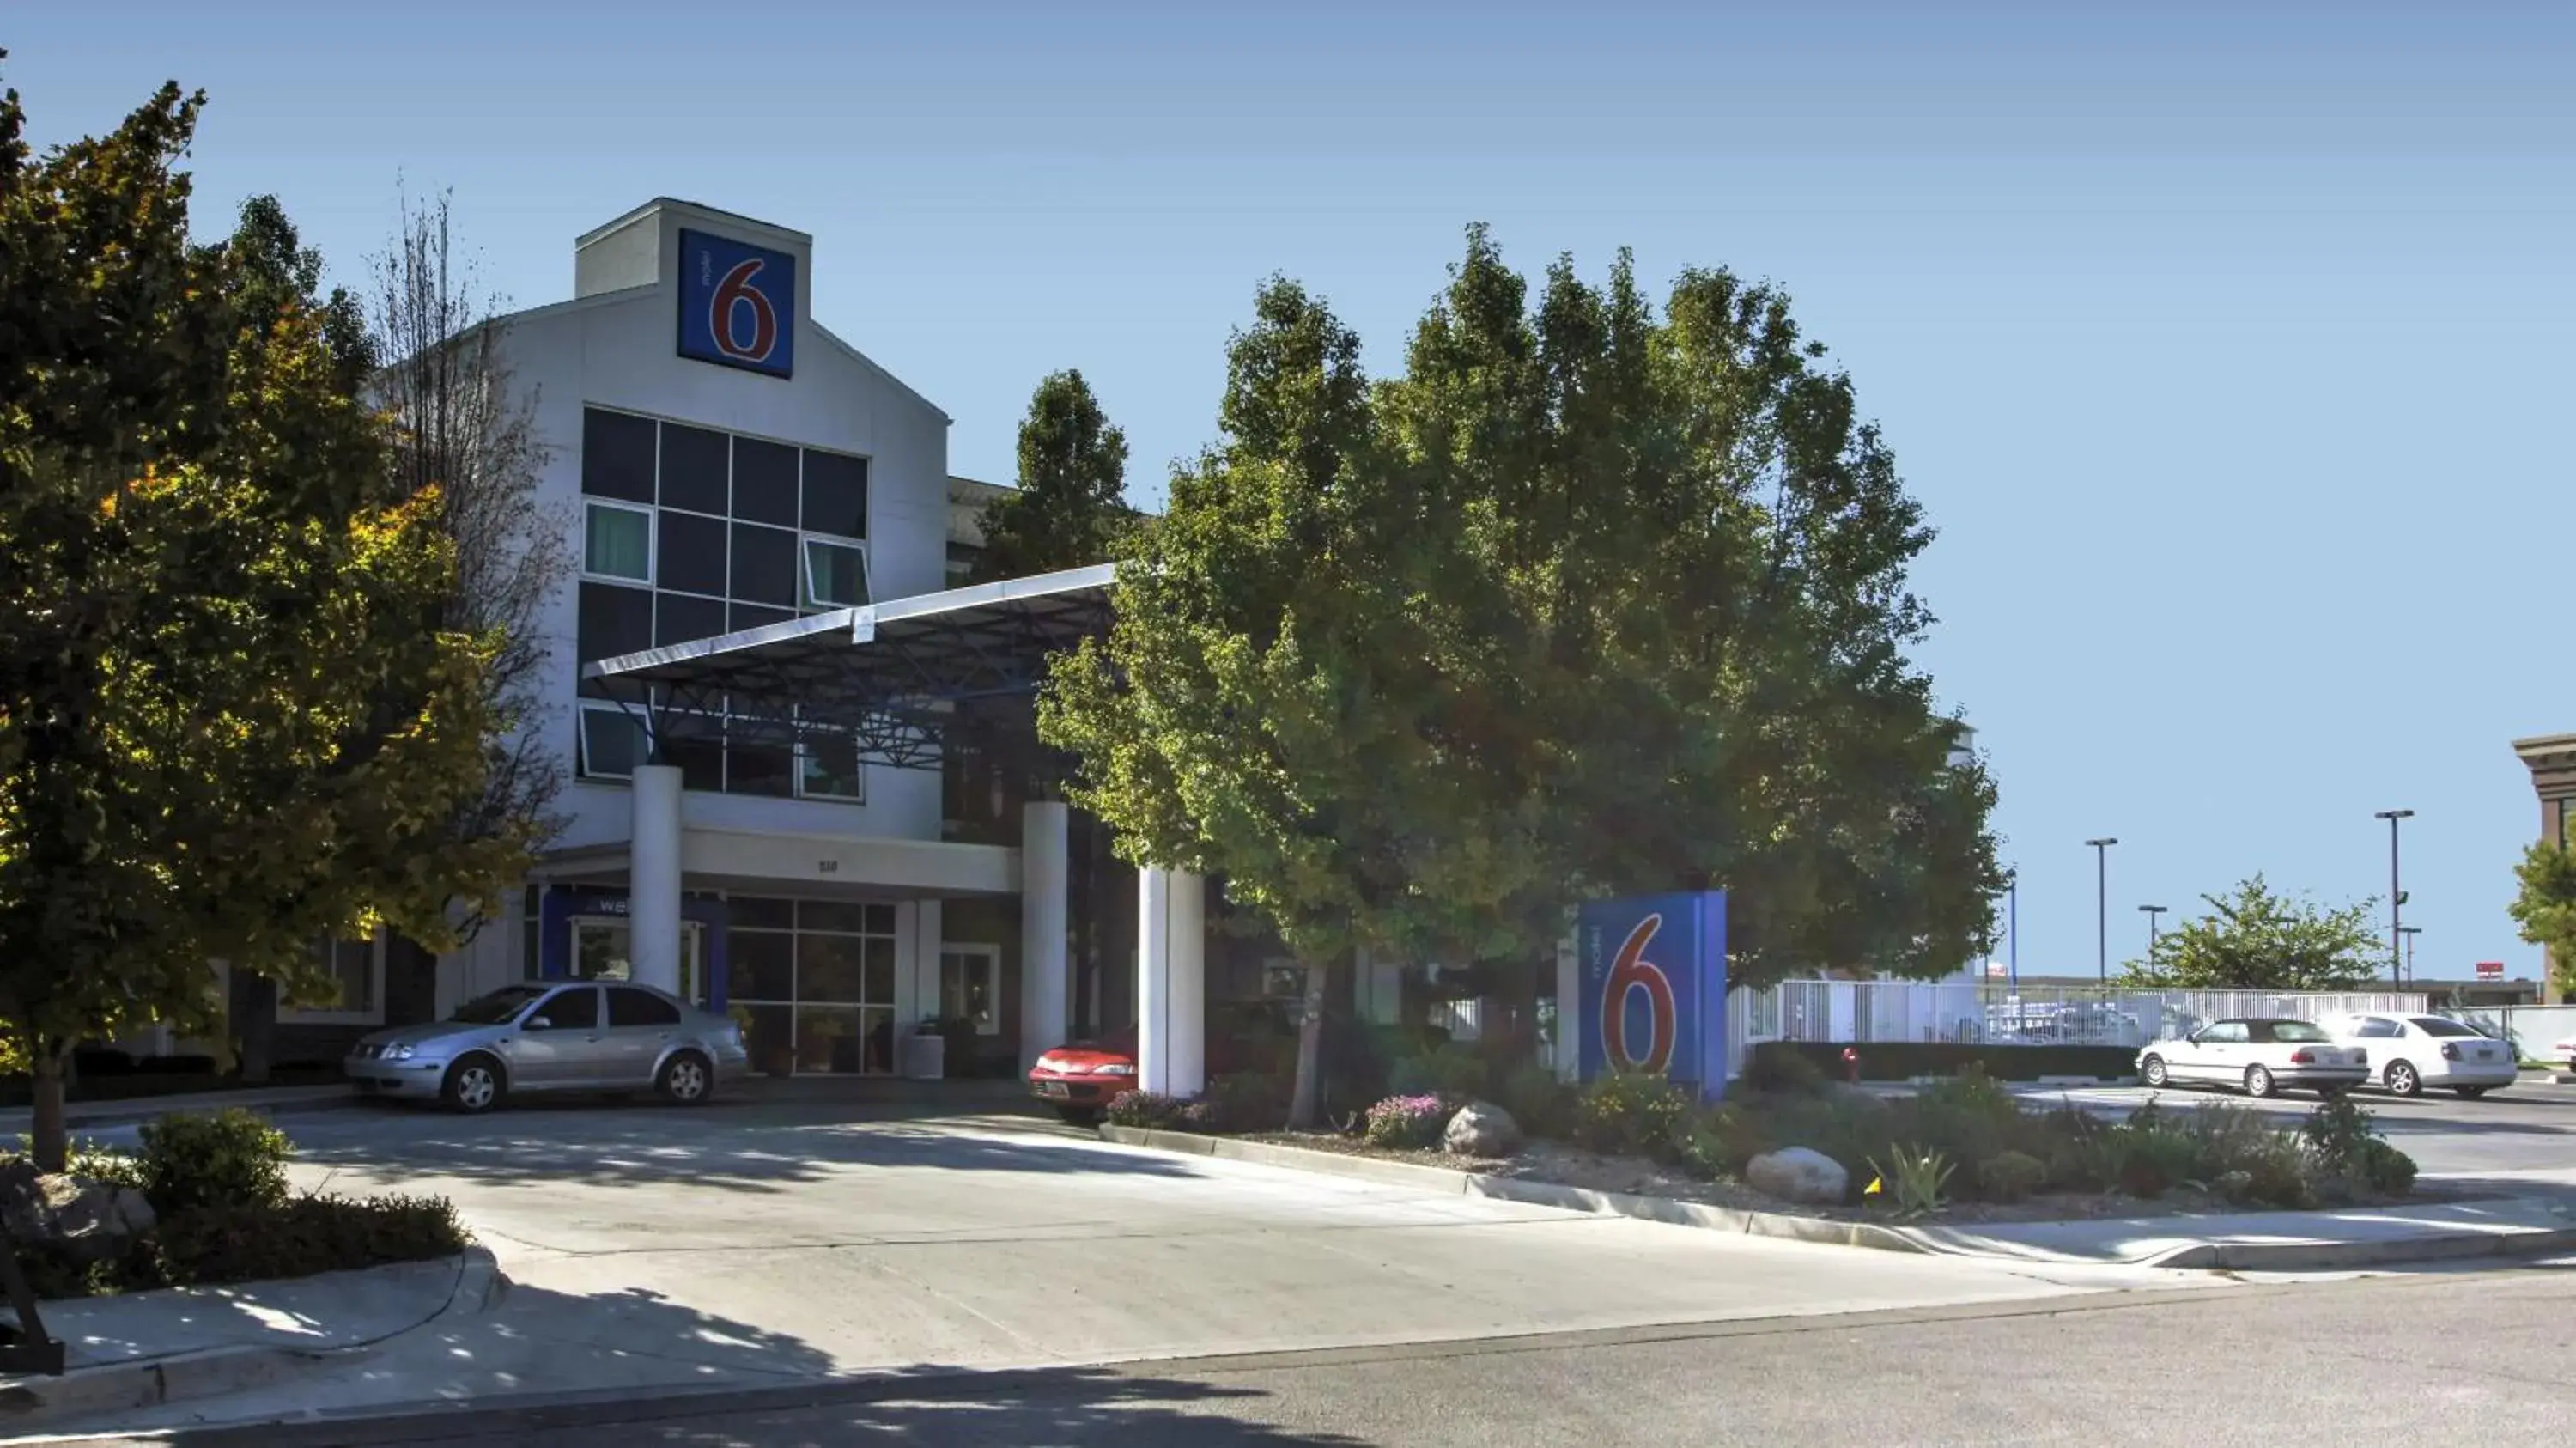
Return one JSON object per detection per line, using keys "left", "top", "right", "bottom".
{"left": 1028, "top": 1031, "right": 1139, "bottom": 1123}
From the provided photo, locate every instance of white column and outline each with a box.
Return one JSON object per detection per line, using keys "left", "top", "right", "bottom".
{"left": 911, "top": 899, "right": 943, "bottom": 1025}
{"left": 629, "top": 763, "right": 683, "bottom": 995}
{"left": 1138, "top": 867, "right": 1206, "bottom": 1097}
{"left": 1019, "top": 801, "right": 1070, "bottom": 1073}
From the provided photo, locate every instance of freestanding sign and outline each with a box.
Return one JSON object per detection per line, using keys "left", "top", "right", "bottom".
{"left": 677, "top": 228, "right": 796, "bottom": 378}
{"left": 1577, "top": 891, "right": 1728, "bottom": 1102}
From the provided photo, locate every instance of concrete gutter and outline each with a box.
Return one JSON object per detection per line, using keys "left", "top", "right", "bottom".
{"left": 0, "top": 1247, "right": 503, "bottom": 1433}
{"left": 1098, "top": 1126, "right": 2576, "bottom": 1271}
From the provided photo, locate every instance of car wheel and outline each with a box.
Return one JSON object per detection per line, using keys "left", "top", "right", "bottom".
{"left": 2452, "top": 1085, "right": 2488, "bottom": 1099}
{"left": 2142, "top": 1055, "right": 2169, "bottom": 1088}
{"left": 1054, "top": 1105, "right": 1104, "bottom": 1127}
{"left": 2385, "top": 1060, "right": 2422, "bottom": 1097}
{"left": 442, "top": 1056, "right": 505, "bottom": 1115}
{"left": 2244, "top": 1064, "right": 2277, "bottom": 1098}
{"left": 657, "top": 1051, "right": 714, "bottom": 1105}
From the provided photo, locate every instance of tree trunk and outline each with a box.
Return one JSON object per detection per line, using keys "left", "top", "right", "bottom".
{"left": 1287, "top": 960, "right": 1328, "bottom": 1129}
{"left": 30, "top": 1049, "right": 67, "bottom": 1174}
{"left": 237, "top": 973, "right": 276, "bottom": 1084}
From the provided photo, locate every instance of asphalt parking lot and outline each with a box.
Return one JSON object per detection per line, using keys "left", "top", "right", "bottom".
{"left": 2023, "top": 1076, "right": 2576, "bottom": 1183}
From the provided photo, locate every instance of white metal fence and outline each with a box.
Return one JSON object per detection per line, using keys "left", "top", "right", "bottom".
{"left": 1724, "top": 980, "right": 2432, "bottom": 1056}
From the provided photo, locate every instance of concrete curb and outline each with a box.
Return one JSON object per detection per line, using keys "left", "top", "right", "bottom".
{"left": 0, "top": 1245, "right": 502, "bottom": 1433}
{"left": 1097, "top": 1126, "right": 2576, "bottom": 1271}
{"left": 0, "top": 1088, "right": 367, "bottom": 1139}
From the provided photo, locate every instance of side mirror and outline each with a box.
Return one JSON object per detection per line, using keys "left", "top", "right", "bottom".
{"left": 524, "top": 1015, "right": 553, "bottom": 1031}
{"left": 2185, "top": 1029, "right": 2202, "bottom": 1044}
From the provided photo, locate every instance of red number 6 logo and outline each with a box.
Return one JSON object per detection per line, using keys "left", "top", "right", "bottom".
{"left": 1601, "top": 915, "right": 1677, "bottom": 1074}
{"left": 710, "top": 259, "right": 778, "bottom": 362}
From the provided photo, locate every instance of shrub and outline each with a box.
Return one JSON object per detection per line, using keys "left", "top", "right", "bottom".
{"left": 1104, "top": 1090, "right": 1192, "bottom": 1129}
{"left": 2358, "top": 1139, "right": 2418, "bottom": 1196}
{"left": 1498, "top": 1063, "right": 1573, "bottom": 1141}
{"left": 1747, "top": 1039, "right": 2137, "bottom": 1084}
{"left": 1571, "top": 1074, "right": 1694, "bottom": 1160}
{"left": 1868, "top": 1145, "right": 1954, "bottom": 1216}
{"left": 58, "top": 1137, "right": 147, "bottom": 1192}
{"left": 1744, "top": 1044, "right": 1832, "bottom": 1095}
{"left": 153, "top": 1193, "right": 468, "bottom": 1288}
{"left": 1202, "top": 1072, "right": 1286, "bottom": 1134}
{"left": 1387, "top": 1045, "right": 1488, "bottom": 1101}
{"left": 1362, "top": 1093, "right": 1452, "bottom": 1150}
{"left": 137, "top": 1109, "right": 292, "bottom": 1215}
{"left": 1977, "top": 1150, "right": 2047, "bottom": 1202}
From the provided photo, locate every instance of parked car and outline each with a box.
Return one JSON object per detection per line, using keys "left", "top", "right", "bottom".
{"left": 2550, "top": 1033, "right": 2576, "bottom": 1073}
{"left": 345, "top": 981, "right": 750, "bottom": 1113}
{"left": 2136, "top": 1017, "right": 2368, "bottom": 1098}
{"left": 1029, "top": 1031, "right": 1139, "bottom": 1123}
{"left": 2319, "top": 1013, "right": 2518, "bottom": 1098}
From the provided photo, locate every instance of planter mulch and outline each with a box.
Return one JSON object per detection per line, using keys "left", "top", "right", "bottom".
{"left": 1238, "top": 1131, "right": 2452, "bottom": 1226}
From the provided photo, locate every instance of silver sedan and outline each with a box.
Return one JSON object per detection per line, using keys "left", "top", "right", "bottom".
{"left": 345, "top": 981, "right": 750, "bottom": 1113}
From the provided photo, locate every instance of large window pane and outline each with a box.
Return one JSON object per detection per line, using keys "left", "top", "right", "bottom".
{"left": 729, "top": 897, "right": 795, "bottom": 930}
{"left": 734, "top": 1003, "right": 794, "bottom": 1076}
{"left": 661, "top": 713, "right": 725, "bottom": 793}
{"left": 732, "top": 436, "right": 799, "bottom": 526}
{"left": 800, "top": 450, "right": 867, "bottom": 537}
{"left": 798, "top": 933, "right": 866, "bottom": 1002}
{"left": 578, "top": 706, "right": 645, "bottom": 779}
{"left": 729, "top": 523, "right": 797, "bottom": 607}
{"left": 798, "top": 900, "right": 873, "bottom": 934}
{"left": 658, "top": 511, "right": 728, "bottom": 597}
{"left": 729, "top": 929, "right": 794, "bottom": 998}
{"left": 802, "top": 539, "right": 868, "bottom": 609}
{"left": 726, "top": 741, "right": 793, "bottom": 798}
{"left": 585, "top": 503, "right": 652, "bottom": 581}
{"left": 577, "top": 581, "right": 653, "bottom": 664}
{"left": 730, "top": 601, "right": 794, "bottom": 634}
{"left": 659, "top": 423, "right": 730, "bottom": 514}
{"left": 581, "top": 408, "right": 655, "bottom": 502}
{"left": 861, "top": 935, "right": 896, "bottom": 1006}
{"left": 799, "top": 735, "right": 865, "bottom": 801}
{"left": 653, "top": 591, "right": 726, "bottom": 648}
{"left": 795, "top": 1006, "right": 867, "bottom": 1074}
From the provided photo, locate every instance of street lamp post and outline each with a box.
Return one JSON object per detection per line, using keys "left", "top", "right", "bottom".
{"left": 2374, "top": 809, "right": 2414, "bottom": 985}
{"left": 2140, "top": 903, "right": 2168, "bottom": 962}
{"left": 2397, "top": 924, "right": 2421, "bottom": 987}
{"left": 2008, "top": 869, "right": 2019, "bottom": 990}
{"left": 2085, "top": 838, "right": 2118, "bottom": 983}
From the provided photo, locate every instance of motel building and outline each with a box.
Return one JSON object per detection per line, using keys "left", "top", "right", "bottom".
{"left": 172, "top": 198, "right": 1347, "bottom": 1097}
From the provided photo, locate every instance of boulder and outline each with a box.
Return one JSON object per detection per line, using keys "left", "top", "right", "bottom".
{"left": 1443, "top": 1101, "right": 1523, "bottom": 1158}
{"left": 1747, "top": 1146, "right": 1850, "bottom": 1205}
{"left": 0, "top": 1158, "right": 157, "bottom": 1264}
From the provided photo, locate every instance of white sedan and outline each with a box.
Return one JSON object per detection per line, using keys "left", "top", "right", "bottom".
{"left": 2136, "top": 1017, "right": 2369, "bottom": 1098}
{"left": 2323, "top": 1013, "right": 2518, "bottom": 1098}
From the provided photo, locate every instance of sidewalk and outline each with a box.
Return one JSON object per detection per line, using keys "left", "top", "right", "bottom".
{"left": 0, "top": 1250, "right": 498, "bottom": 1432}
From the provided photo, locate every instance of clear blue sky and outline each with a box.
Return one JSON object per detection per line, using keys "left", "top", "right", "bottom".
{"left": 10, "top": 3, "right": 2570, "bottom": 981}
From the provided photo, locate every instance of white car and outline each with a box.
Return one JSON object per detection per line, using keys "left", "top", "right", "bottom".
{"left": 2551, "top": 1034, "right": 2576, "bottom": 1073}
{"left": 2323, "top": 1013, "right": 2517, "bottom": 1098}
{"left": 2136, "top": 1017, "right": 2369, "bottom": 1098}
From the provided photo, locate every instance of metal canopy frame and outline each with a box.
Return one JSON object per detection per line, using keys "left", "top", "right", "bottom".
{"left": 580, "top": 564, "right": 1115, "bottom": 771}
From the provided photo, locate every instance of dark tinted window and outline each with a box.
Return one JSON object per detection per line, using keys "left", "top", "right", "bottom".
{"left": 452, "top": 985, "right": 547, "bottom": 1025}
{"left": 732, "top": 437, "right": 800, "bottom": 526}
{"left": 2264, "top": 1020, "right": 2328, "bottom": 1043}
{"left": 729, "top": 523, "right": 798, "bottom": 607}
{"left": 606, "top": 986, "right": 684, "bottom": 1028}
{"left": 581, "top": 409, "right": 656, "bottom": 502}
{"left": 2410, "top": 1017, "right": 2482, "bottom": 1038}
{"left": 729, "top": 928, "right": 794, "bottom": 997}
{"left": 658, "top": 512, "right": 729, "bottom": 597}
{"left": 728, "top": 601, "right": 795, "bottom": 634}
{"left": 578, "top": 581, "right": 653, "bottom": 663}
{"left": 658, "top": 424, "right": 730, "bottom": 514}
{"left": 661, "top": 714, "right": 725, "bottom": 793}
{"left": 536, "top": 986, "right": 598, "bottom": 1030}
{"left": 728, "top": 896, "right": 795, "bottom": 929}
{"left": 653, "top": 592, "right": 726, "bottom": 648}
{"left": 726, "top": 742, "right": 794, "bottom": 798}
{"left": 801, "top": 451, "right": 867, "bottom": 538}
{"left": 578, "top": 707, "right": 645, "bottom": 777}
{"left": 798, "top": 900, "right": 874, "bottom": 934}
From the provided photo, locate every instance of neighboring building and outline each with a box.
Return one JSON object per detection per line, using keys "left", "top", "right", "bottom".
{"left": 2513, "top": 732, "right": 2576, "bottom": 1004}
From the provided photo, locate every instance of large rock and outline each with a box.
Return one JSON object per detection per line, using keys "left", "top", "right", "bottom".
{"left": 0, "top": 1158, "right": 157, "bottom": 1264}
{"left": 1747, "top": 1146, "right": 1850, "bottom": 1205}
{"left": 1443, "top": 1101, "right": 1523, "bottom": 1158}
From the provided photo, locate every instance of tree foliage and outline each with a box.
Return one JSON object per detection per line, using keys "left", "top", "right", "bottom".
{"left": 2121, "top": 875, "right": 2382, "bottom": 991}
{"left": 0, "top": 67, "right": 523, "bottom": 1165}
{"left": 2506, "top": 838, "right": 2576, "bottom": 996}
{"left": 1041, "top": 230, "right": 2000, "bottom": 1116}
{"left": 971, "top": 368, "right": 1133, "bottom": 582}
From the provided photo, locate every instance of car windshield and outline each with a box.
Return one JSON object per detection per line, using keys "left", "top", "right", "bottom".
{"left": 449, "top": 985, "right": 547, "bottom": 1025}
{"left": 2409, "top": 1017, "right": 2483, "bottom": 1038}
{"left": 2266, "top": 1021, "right": 2328, "bottom": 1043}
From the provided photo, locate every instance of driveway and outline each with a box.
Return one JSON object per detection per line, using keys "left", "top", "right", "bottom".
{"left": 93, "top": 1098, "right": 2215, "bottom": 1430}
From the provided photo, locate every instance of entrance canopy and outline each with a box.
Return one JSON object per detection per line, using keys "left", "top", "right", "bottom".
{"left": 581, "top": 563, "right": 1115, "bottom": 770}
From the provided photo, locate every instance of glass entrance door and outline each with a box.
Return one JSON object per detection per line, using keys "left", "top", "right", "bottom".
{"left": 570, "top": 916, "right": 707, "bottom": 1005}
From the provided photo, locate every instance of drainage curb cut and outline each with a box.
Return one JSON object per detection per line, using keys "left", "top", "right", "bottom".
{"left": 0, "top": 1246, "right": 503, "bottom": 1431}
{"left": 1097, "top": 1126, "right": 2576, "bottom": 1270}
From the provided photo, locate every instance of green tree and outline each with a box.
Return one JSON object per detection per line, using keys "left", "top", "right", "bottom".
{"left": 0, "top": 69, "right": 523, "bottom": 1168}
{"left": 1042, "top": 231, "right": 1999, "bottom": 1123}
{"left": 2121, "top": 875, "right": 2382, "bottom": 991}
{"left": 2506, "top": 838, "right": 2576, "bottom": 997}
{"left": 970, "top": 369, "right": 1133, "bottom": 582}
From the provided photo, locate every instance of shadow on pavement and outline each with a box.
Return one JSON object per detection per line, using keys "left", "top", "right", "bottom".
{"left": 290, "top": 1110, "right": 1200, "bottom": 1196}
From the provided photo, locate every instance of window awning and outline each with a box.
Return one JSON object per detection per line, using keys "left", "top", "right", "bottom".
{"left": 580, "top": 563, "right": 1115, "bottom": 770}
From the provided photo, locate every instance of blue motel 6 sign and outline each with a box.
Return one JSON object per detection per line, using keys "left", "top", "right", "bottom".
{"left": 677, "top": 228, "right": 796, "bottom": 378}
{"left": 1577, "top": 891, "right": 1728, "bottom": 1101}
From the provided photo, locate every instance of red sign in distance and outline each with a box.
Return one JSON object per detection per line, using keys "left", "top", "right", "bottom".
{"left": 2476, "top": 961, "right": 2505, "bottom": 980}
